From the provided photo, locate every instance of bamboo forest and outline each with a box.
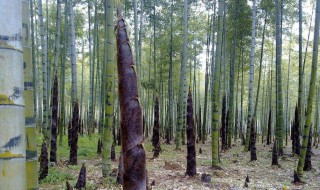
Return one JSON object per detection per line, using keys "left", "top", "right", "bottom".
{"left": 2, "top": 0, "right": 320, "bottom": 189}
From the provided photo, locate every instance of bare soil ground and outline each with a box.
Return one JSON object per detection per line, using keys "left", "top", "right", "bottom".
{"left": 39, "top": 138, "right": 320, "bottom": 190}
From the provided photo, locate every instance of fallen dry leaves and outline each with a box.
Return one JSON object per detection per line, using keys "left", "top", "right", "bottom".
{"left": 40, "top": 139, "right": 320, "bottom": 190}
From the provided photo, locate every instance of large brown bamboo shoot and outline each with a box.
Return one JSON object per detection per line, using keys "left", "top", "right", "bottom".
{"left": 116, "top": 9, "right": 147, "bottom": 190}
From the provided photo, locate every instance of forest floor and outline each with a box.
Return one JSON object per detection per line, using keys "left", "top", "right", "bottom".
{"left": 39, "top": 135, "right": 320, "bottom": 190}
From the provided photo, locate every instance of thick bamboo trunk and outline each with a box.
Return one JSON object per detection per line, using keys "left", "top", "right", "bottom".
{"left": 297, "top": 0, "right": 320, "bottom": 176}
{"left": 23, "top": 0, "right": 39, "bottom": 189}
{"left": 102, "top": 0, "right": 114, "bottom": 177}
{"left": 211, "top": 0, "right": 222, "bottom": 168}
{"left": 0, "top": 1, "right": 26, "bottom": 188}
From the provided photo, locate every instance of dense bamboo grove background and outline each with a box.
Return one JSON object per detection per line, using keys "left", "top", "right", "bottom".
{"left": 1, "top": 0, "right": 320, "bottom": 189}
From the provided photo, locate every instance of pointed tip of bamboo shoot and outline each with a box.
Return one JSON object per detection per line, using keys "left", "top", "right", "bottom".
{"left": 117, "top": 6, "right": 123, "bottom": 19}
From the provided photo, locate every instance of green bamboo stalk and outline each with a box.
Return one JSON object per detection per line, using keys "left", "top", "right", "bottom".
{"left": 102, "top": 0, "right": 114, "bottom": 177}
{"left": 167, "top": 0, "right": 174, "bottom": 144}
{"left": 24, "top": 0, "right": 39, "bottom": 188}
{"left": 202, "top": 13, "right": 211, "bottom": 144}
{"left": 297, "top": 0, "right": 320, "bottom": 176}
{"left": 227, "top": 0, "right": 240, "bottom": 148}
{"left": 240, "top": 39, "right": 244, "bottom": 142}
{"left": 275, "top": 0, "right": 284, "bottom": 155}
{"left": 285, "top": 25, "right": 293, "bottom": 146}
{"left": 298, "top": 0, "right": 303, "bottom": 134}
{"left": 211, "top": 0, "right": 223, "bottom": 167}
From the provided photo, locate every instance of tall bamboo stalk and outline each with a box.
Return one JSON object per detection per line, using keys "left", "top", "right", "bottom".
{"left": 88, "top": 0, "right": 94, "bottom": 134}
{"left": 211, "top": 0, "right": 223, "bottom": 167}
{"left": 24, "top": 0, "right": 39, "bottom": 188}
{"left": 39, "top": 0, "right": 50, "bottom": 146}
{"left": 59, "top": 0, "right": 68, "bottom": 145}
{"left": 227, "top": 0, "right": 240, "bottom": 148}
{"left": 69, "top": 0, "right": 77, "bottom": 105}
{"left": 275, "top": 0, "right": 284, "bottom": 155}
{"left": 245, "top": 0, "right": 257, "bottom": 152}
{"left": 0, "top": 1, "right": 26, "bottom": 188}
{"left": 176, "top": 0, "right": 189, "bottom": 149}
{"left": 297, "top": 0, "right": 320, "bottom": 176}
{"left": 102, "top": 0, "right": 114, "bottom": 177}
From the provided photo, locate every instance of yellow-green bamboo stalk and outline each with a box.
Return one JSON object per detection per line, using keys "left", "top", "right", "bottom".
{"left": 0, "top": 1, "right": 27, "bottom": 189}
{"left": 212, "top": 0, "right": 222, "bottom": 167}
{"left": 102, "top": 0, "right": 114, "bottom": 177}
{"left": 23, "top": 0, "right": 38, "bottom": 189}
{"left": 297, "top": 0, "right": 320, "bottom": 176}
